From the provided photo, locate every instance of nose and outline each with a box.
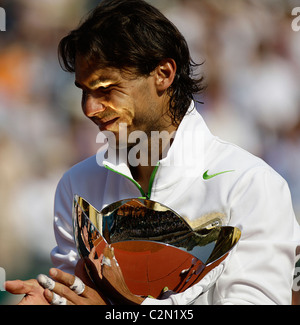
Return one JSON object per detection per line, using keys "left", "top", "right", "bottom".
{"left": 82, "top": 93, "right": 106, "bottom": 118}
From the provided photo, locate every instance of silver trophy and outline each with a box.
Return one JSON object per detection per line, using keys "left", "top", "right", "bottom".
{"left": 73, "top": 195, "right": 241, "bottom": 298}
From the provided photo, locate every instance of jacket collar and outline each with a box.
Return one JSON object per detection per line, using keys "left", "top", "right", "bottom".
{"left": 151, "top": 102, "right": 213, "bottom": 191}
{"left": 102, "top": 101, "right": 214, "bottom": 193}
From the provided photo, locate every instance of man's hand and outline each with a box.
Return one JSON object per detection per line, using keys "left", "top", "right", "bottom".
{"left": 5, "top": 259, "right": 107, "bottom": 305}
{"left": 84, "top": 245, "right": 145, "bottom": 305}
{"left": 41, "top": 268, "right": 107, "bottom": 305}
{"left": 5, "top": 279, "right": 50, "bottom": 305}
{"left": 5, "top": 246, "right": 145, "bottom": 305}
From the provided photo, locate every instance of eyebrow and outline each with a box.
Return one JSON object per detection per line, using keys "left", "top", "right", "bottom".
{"left": 75, "top": 76, "right": 117, "bottom": 90}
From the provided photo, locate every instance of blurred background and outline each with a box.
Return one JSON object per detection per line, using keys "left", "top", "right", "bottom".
{"left": 0, "top": 0, "right": 299, "bottom": 304}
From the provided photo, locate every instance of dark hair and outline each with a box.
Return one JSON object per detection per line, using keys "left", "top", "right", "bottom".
{"left": 58, "top": 0, "right": 205, "bottom": 125}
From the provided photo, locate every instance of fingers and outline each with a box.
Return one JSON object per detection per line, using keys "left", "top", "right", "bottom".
{"left": 37, "top": 274, "right": 55, "bottom": 291}
{"left": 37, "top": 274, "right": 75, "bottom": 305}
{"left": 37, "top": 269, "right": 87, "bottom": 305}
{"left": 88, "top": 246, "right": 97, "bottom": 260}
{"left": 101, "top": 255, "right": 112, "bottom": 267}
{"left": 84, "top": 245, "right": 143, "bottom": 305}
{"left": 83, "top": 245, "right": 114, "bottom": 291}
{"left": 103, "top": 245, "right": 114, "bottom": 259}
{"left": 84, "top": 256, "right": 103, "bottom": 287}
{"left": 44, "top": 289, "right": 70, "bottom": 306}
{"left": 50, "top": 268, "right": 87, "bottom": 296}
{"left": 102, "top": 245, "right": 119, "bottom": 268}
{"left": 49, "top": 268, "right": 75, "bottom": 288}
{"left": 70, "top": 275, "right": 86, "bottom": 295}
{"left": 84, "top": 245, "right": 119, "bottom": 284}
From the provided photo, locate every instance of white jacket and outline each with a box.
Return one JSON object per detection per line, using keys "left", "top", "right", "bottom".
{"left": 51, "top": 102, "right": 300, "bottom": 305}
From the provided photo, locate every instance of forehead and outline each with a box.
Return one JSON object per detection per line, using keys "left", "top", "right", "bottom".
{"left": 75, "top": 57, "right": 119, "bottom": 84}
{"left": 75, "top": 55, "right": 136, "bottom": 87}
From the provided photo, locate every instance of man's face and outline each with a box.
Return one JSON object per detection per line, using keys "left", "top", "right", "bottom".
{"left": 74, "top": 55, "right": 169, "bottom": 148}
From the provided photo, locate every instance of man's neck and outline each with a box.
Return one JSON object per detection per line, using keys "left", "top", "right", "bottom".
{"left": 128, "top": 123, "right": 177, "bottom": 194}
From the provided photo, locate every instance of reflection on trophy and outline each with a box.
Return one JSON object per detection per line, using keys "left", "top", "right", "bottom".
{"left": 73, "top": 195, "right": 241, "bottom": 298}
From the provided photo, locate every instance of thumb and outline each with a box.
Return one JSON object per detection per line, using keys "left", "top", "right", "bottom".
{"left": 5, "top": 280, "right": 26, "bottom": 294}
{"left": 5, "top": 279, "right": 36, "bottom": 295}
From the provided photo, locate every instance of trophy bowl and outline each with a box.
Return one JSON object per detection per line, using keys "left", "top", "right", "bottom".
{"left": 73, "top": 195, "right": 241, "bottom": 298}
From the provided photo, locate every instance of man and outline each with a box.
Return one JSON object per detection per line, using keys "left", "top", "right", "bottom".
{"left": 6, "top": 0, "right": 300, "bottom": 305}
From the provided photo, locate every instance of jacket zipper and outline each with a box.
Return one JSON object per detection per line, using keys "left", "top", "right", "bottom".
{"left": 104, "top": 162, "right": 160, "bottom": 200}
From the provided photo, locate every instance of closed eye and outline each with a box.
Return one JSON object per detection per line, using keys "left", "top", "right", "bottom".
{"left": 75, "top": 81, "right": 114, "bottom": 92}
{"left": 98, "top": 86, "right": 111, "bottom": 91}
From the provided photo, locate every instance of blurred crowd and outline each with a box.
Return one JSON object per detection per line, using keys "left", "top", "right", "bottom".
{"left": 0, "top": 0, "right": 299, "bottom": 304}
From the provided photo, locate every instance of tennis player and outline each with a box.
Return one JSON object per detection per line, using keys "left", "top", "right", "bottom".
{"left": 6, "top": 0, "right": 300, "bottom": 305}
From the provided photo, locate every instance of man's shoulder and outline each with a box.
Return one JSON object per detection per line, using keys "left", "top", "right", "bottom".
{"left": 189, "top": 109, "right": 272, "bottom": 175}
{"left": 55, "top": 154, "right": 109, "bottom": 202}
{"left": 210, "top": 136, "right": 268, "bottom": 171}
{"left": 68, "top": 154, "right": 103, "bottom": 174}
{"left": 206, "top": 136, "right": 287, "bottom": 188}
{"left": 61, "top": 154, "right": 108, "bottom": 185}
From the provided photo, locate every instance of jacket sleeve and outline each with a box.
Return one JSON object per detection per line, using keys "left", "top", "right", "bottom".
{"left": 212, "top": 167, "right": 300, "bottom": 305}
{"left": 50, "top": 172, "right": 79, "bottom": 274}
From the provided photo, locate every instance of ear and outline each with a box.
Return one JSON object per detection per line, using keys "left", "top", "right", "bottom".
{"left": 154, "top": 59, "right": 177, "bottom": 92}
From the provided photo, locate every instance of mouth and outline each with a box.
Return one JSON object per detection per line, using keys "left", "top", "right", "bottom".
{"left": 98, "top": 117, "right": 119, "bottom": 131}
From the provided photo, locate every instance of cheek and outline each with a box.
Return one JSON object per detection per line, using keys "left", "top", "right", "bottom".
{"left": 112, "top": 82, "right": 158, "bottom": 130}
